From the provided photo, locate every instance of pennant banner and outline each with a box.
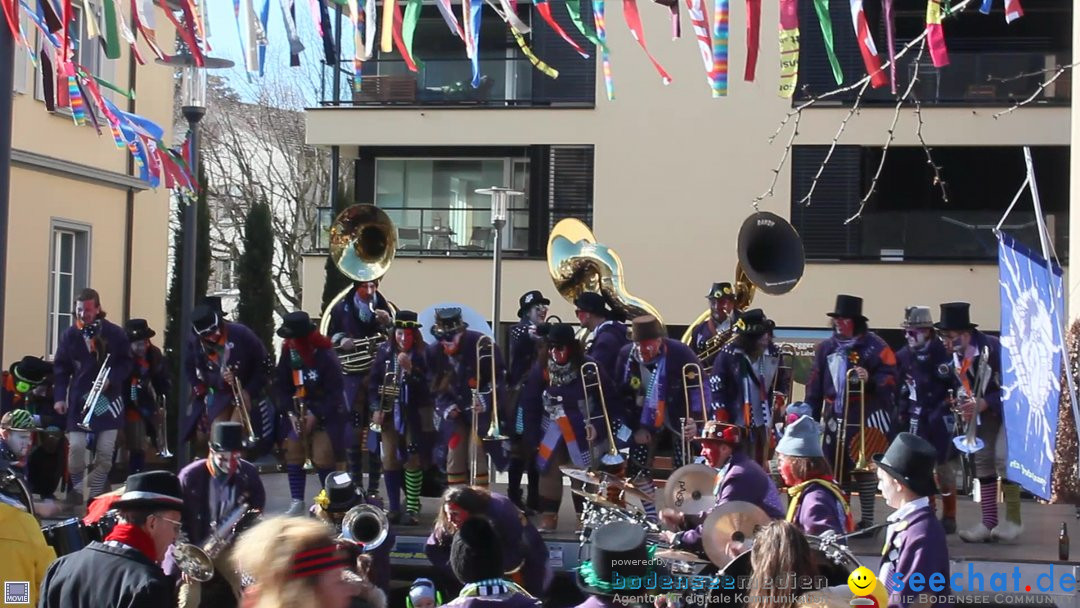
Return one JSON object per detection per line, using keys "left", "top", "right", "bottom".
{"left": 998, "top": 232, "right": 1064, "bottom": 501}
{"left": 777, "top": 0, "right": 798, "bottom": 98}
{"left": 926, "top": 0, "right": 949, "bottom": 67}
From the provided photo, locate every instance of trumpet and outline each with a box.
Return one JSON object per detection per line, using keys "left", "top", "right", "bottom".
{"left": 580, "top": 361, "right": 624, "bottom": 469}
{"left": 681, "top": 363, "right": 710, "bottom": 465}
{"left": 337, "top": 504, "right": 390, "bottom": 551}
{"left": 228, "top": 365, "right": 257, "bottom": 448}
{"left": 157, "top": 397, "right": 173, "bottom": 459}
{"left": 370, "top": 363, "right": 402, "bottom": 434}
{"left": 78, "top": 354, "right": 112, "bottom": 431}
{"left": 173, "top": 503, "right": 259, "bottom": 582}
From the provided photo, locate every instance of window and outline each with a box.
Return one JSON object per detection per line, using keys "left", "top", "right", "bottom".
{"left": 48, "top": 222, "right": 91, "bottom": 357}
{"left": 313, "top": 207, "right": 334, "bottom": 251}
{"left": 790, "top": 145, "right": 1069, "bottom": 263}
{"left": 35, "top": 3, "right": 112, "bottom": 106}
{"left": 213, "top": 258, "right": 238, "bottom": 292}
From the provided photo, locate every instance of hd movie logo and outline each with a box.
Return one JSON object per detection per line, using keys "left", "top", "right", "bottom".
{"left": 4, "top": 581, "right": 30, "bottom": 604}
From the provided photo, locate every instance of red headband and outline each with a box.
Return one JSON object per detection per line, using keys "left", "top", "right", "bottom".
{"left": 290, "top": 544, "right": 349, "bottom": 579}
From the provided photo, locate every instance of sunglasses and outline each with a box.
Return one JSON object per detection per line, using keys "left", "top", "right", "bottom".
{"left": 195, "top": 322, "right": 220, "bottom": 337}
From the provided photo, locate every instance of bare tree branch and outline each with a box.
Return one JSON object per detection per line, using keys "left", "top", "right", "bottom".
{"left": 993, "top": 61, "right": 1080, "bottom": 119}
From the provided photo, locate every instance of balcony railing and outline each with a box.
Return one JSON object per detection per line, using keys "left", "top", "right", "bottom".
{"left": 799, "top": 50, "right": 1071, "bottom": 106}
{"left": 318, "top": 57, "right": 594, "bottom": 108}
{"left": 314, "top": 205, "right": 534, "bottom": 258}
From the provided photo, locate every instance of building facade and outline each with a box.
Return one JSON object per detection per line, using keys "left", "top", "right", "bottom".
{"left": 2, "top": 5, "right": 175, "bottom": 364}
{"left": 302, "top": 0, "right": 1070, "bottom": 337}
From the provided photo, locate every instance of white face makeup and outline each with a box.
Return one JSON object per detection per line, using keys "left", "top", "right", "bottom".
{"left": 4, "top": 430, "right": 32, "bottom": 459}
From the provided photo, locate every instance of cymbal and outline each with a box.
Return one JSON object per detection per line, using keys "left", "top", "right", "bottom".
{"left": 655, "top": 549, "right": 710, "bottom": 564}
{"left": 559, "top": 466, "right": 651, "bottom": 503}
{"left": 570, "top": 488, "right": 624, "bottom": 511}
{"left": 560, "top": 466, "right": 604, "bottom": 486}
{"left": 701, "top": 501, "right": 772, "bottom": 569}
{"left": 663, "top": 464, "right": 718, "bottom": 514}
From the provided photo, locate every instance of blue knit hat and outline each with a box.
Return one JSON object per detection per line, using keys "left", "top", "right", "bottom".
{"left": 775, "top": 415, "right": 824, "bottom": 458}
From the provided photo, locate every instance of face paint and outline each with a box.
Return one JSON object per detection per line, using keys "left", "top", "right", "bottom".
{"left": 942, "top": 331, "right": 970, "bottom": 354}
{"left": 527, "top": 305, "right": 548, "bottom": 325}
{"left": 355, "top": 282, "right": 377, "bottom": 302}
{"left": 834, "top": 318, "right": 855, "bottom": 338}
{"left": 396, "top": 329, "right": 415, "bottom": 352}
{"left": 76, "top": 299, "right": 100, "bottom": 325}
{"left": 905, "top": 328, "right": 930, "bottom": 349}
{"left": 638, "top": 338, "right": 663, "bottom": 363}
{"left": 446, "top": 503, "right": 468, "bottom": 528}
{"left": 131, "top": 340, "right": 149, "bottom": 358}
{"left": 550, "top": 345, "right": 570, "bottom": 365}
{"left": 5, "top": 430, "right": 32, "bottom": 459}
{"left": 779, "top": 456, "right": 798, "bottom": 486}
{"left": 575, "top": 310, "right": 590, "bottom": 326}
{"left": 210, "top": 450, "right": 240, "bottom": 478}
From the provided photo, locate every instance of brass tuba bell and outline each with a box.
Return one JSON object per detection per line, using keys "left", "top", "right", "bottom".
{"left": 546, "top": 218, "right": 662, "bottom": 323}
{"left": 338, "top": 504, "right": 390, "bottom": 552}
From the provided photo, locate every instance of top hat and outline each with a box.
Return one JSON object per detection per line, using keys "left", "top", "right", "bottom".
{"left": 733, "top": 309, "right": 771, "bottom": 336}
{"left": 125, "top": 319, "right": 157, "bottom": 341}
{"left": 574, "top": 292, "right": 611, "bottom": 317}
{"left": 901, "top": 306, "right": 934, "bottom": 329}
{"left": 450, "top": 515, "right": 504, "bottom": 584}
{"left": 631, "top": 316, "right": 665, "bottom": 342}
{"left": 775, "top": 415, "right": 824, "bottom": 459}
{"left": 394, "top": 310, "right": 422, "bottom": 330}
{"left": 277, "top": 311, "right": 318, "bottom": 339}
{"left": 9, "top": 356, "right": 51, "bottom": 386}
{"left": 934, "top": 302, "right": 977, "bottom": 331}
{"left": 707, "top": 282, "right": 735, "bottom": 300}
{"left": 323, "top": 472, "right": 363, "bottom": 512}
{"left": 827, "top": 294, "right": 867, "bottom": 321}
{"left": 112, "top": 470, "right": 185, "bottom": 511}
{"left": 517, "top": 290, "right": 551, "bottom": 318}
{"left": 873, "top": 433, "right": 939, "bottom": 497}
{"left": 203, "top": 296, "right": 227, "bottom": 318}
{"left": 546, "top": 323, "right": 578, "bottom": 348}
{"left": 209, "top": 421, "right": 245, "bottom": 453}
{"left": 695, "top": 419, "right": 741, "bottom": 445}
{"left": 576, "top": 521, "right": 656, "bottom": 598}
{"left": 191, "top": 304, "right": 222, "bottom": 335}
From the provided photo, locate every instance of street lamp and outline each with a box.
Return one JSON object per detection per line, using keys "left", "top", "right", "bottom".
{"left": 157, "top": 53, "right": 233, "bottom": 468}
{"left": 476, "top": 187, "right": 523, "bottom": 349}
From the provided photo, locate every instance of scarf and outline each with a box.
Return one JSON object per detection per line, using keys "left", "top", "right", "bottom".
{"left": 204, "top": 330, "right": 228, "bottom": 364}
{"left": 105, "top": 522, "right": 158, "bottom": 562}
{"left": 285, "top": 334, "right": 332, "bottom": 369}
{"left": 627, "top": 346, "right": 667, "bottom": 429}
{"left": 785, "top": 477, "right": 855, "bottom": 532}
{"left": 352, "top": 292, "right": 374, "bottom": 324}
{"left": 546, "top": 359, "right": 577, "bottom": 387}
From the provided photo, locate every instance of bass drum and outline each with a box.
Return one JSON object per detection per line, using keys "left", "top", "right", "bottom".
{"left": 41, "top": 518, "right": 88, "bottom": 557}
{"left": 699, "top": 538, "right": 859, "bottom": 607}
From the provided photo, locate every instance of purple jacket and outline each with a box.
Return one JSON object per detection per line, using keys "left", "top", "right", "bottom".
{"left": 326, "top": 290, "right": 393, "bottom": 383}
{"left": 788, "top": 480, "right": 849, "bottom": 536}
{"left": 182, "top": 322, "right": 268, "bottom": 440}
{"left": 676, "top": 452, "right": 783, "bottom": 553}
{"left": 805, "top": 331, "right": 898, "bottom": 437}
{"left": 124, "top": 344, "right": 170, "bottom": 421}
{"left": 880, "top": 502, "right": 951, "bottom": 608}
{"left": 614, "top": 339, "right": 707, "bottom": 434}
{"left": 367, "top": 342, "right": 432, "bottom": 458}
{"left": 587, "top": 322, "right": 629, "bottom": 380}
{"left": 896, "top": 340, "right": 953, "bottom": 461}
{"left": 709, "top": 341, "right": 781, "bottom": 426}
{"left": 53, "top": 318, "right": 133, "bottom": 432}
{"left": 507, "top": 319, "right": 541, "bottom": 388}
{"left": 950, "top": 331, "right": 1002, "bottom": 417}
{"left": 425, "top": 493, "right": 552, "bottom": 597}
{"left": 275, "top": 342, "right": 348, "bottom": 454}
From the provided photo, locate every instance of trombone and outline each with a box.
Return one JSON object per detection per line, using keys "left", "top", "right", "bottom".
{"left": 681, "top": 363, "right": 710, "bottom": 465}
{"left": 834, "top": 369, "right": 872, "bottom": 484}
{"left": 228, "top": 365, "right": 258, "bottom": 448}
{"left": 770, "top": 345, "right": 797, "bottom": 415}
{"left": 157, "top": 396, "right": 173, "bottom": 459}
{"left": 471, "top": 335, "right": 507, "bottom": 485}
{"left": 580, "top": 361, "right": 624, "bottom": 469}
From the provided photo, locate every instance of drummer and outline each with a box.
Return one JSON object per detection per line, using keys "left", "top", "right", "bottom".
{"left": 659, "top": 421, "right": 783, "bottom": 556}
{"left": 776, "top": 416, "right": 853, "bottom": 537}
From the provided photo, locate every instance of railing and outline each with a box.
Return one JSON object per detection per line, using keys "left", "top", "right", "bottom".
{"left": 318, "top": 57, "right": 594, "bottom": 107}
{"left": 798, "top": 50, "right": 1071, "bottom": 106}
{"left": 314, "top": 205, "right": 534, "bottom": 257}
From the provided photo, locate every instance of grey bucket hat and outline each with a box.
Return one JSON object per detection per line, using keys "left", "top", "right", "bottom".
{"left": 775, "top": 415, "right": 825, "bottom": 459}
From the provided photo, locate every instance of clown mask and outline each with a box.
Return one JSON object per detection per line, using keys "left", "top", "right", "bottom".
{"left": 905, "top": 328, "right": 931, "bottom": 350}
{"left": 210, "top": 449, "right": 241, "bottom": 478}
{"left": 834, "top": 318, "right": 855, "bottom": 339}
{"left": 638, "top": 338, "right": 663, "bottom": 363}
{"left": 550, "top": 345, "right": 571, "bottom": 366}
{"left": 4, "top": 430, "right": 32, "bottom": 460}
{"left": 395, "top": 329, "right": 415, "bottom": 352}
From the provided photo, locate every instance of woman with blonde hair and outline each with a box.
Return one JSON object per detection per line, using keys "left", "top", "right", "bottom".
{"left": 746, "top": 521, "right": 820, "bottom": 608}
{"left": 231, "top": 516, "right": 358, "bottom": 608}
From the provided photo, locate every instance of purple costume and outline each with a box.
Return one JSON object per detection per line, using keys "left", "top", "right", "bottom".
{"left": 53, "top": 319, "right": 133, "bottom": 433}
{"left": 181, "top": 322, "right": 268, "bottom": 441}
{"left": 879, "top": 499, "right": 952, "bottom": 608}
{"left": 786, "top": 480, "right": 850, "bottom": 536}
{"left": 507, "top": 319, "right": 541, "bottom": 389}
{"left": 675, "top": 452, "right": 783, "bottom": 553}
{"left": 896, "top": 339, "right": 954, "bottom": 462}
{"left": 326, "top": 290, "right": 393, "bottom": 436}
{"left": 367, "top": 341, "right": 432, "bottom": 459}
{"left": 274, "top": 342, "right": 349, "bottom": 458}
{"left": 425, "top": 492, "right": 552, "bottom": 597}
{"left": 950, "top": 331, "right": 1002, "bottom": 416}
{"left": 586, "top": 322, "right": 629, "bottom": 380}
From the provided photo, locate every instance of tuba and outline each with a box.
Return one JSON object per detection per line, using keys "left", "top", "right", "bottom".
{"left": 547, "top": 218, "right": 663, "bottom": 325}
{"left": 681, "top": 212, "right": 805, "bottom": 370}
{"left": 337, "top": 504, "right": 390, "bottom": 552}
{"left": 319, "top": 204, "right": 398, "bottom": 374}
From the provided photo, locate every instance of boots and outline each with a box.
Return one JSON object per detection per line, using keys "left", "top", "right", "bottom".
{"left": 960, "top": 477, "right": 999, "bottom": 543}
{"left": 993, "top": 481, "right": 1023, "bottom": 542}
{"left": 941, "top": 492, "right": 957, "bottom": 534}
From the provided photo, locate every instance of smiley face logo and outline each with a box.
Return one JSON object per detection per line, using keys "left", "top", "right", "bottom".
{"left": 848, "top": 567, "right": 877, "bottom": 596}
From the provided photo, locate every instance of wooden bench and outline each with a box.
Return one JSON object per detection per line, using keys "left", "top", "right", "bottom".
{"left": 353, "top": 74, "right": 417, "bottom": 103}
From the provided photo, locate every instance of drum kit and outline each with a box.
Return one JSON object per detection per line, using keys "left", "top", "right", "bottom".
{"left": 40, "top": 510, "right": 120, "bottom": 557}
{"left": 560, "top": 466, "right": 654, "bottom": 543}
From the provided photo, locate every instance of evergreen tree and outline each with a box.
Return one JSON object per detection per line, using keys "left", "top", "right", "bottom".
{"left": 237, "top": 201, "right": 276, "bottom": 351}
{"left": 321, "top": 184, "right": 356, "bottom": 312}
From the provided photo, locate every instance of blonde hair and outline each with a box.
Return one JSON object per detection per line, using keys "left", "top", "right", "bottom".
{"left": 747, "top": 521, "right": 819, "bottom": 608}
{"left": 231, "top": 516, "right": 341, "bottom": 608}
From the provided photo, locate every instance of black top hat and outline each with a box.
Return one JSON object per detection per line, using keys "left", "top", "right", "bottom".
{"left": 209, "top": 421, "right": 245, "bottom": 452}
{"left": 517, "top": 290, "right": 551, "bottom": 318}
{"left": 546, "top": 323, "right": 578, "bottom": 348}
{"left": 203, "top": 296, "right": 227, "bottom": 318}
{"left": 191, "top": 304, "right": 222, "bottom": 335}
{"left": 432, "top": 308, "right": 466, "bottom": 339}
{"left": 394, "top": 310, "right": 422, "bottom": 330}
{"left": 112, "top": 470, "right": 185, "bottom": 512}
{"left": 577, "top": 521, "right": 654, "bottom": 598}
{"left": 707, "top": 282, "right": 735, "bottom": 300}
{"left": 873, "top": 432, "right": 938, "bottom": 497}
{"left": 631, "top": 316, "right": 665, "bottom": 342}
{"left": 934, "top": 302, "right": 977, "bottom": 331}
{"left": 277, "top": 311, "right": 318, "bottom": 339}
{"left": 9, "top": 356, "right": 51, "bottom": 385}
{"left": 124, "top": 318, "right": 157, "bottom": 341}
{"left": 574, "top": 292, "right": 611, "bottom": 317}
{"left": 450, "top": 515, "right": 504, "bottom": 584}
{"left": 827, "top": 294, "right": 866, "bottom": 321}
{"left": 733, "top": 309, "right": 771, "bottom": 336}
{"left": 323, "top": 472, "right": 363, "bottom": 512}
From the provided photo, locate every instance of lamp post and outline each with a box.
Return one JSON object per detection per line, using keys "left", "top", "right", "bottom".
{"left": 476, "top": 187, "right": 523, "bottom": 348}
{"left": 157, "top": 53, "right": 233, "bottom": 468}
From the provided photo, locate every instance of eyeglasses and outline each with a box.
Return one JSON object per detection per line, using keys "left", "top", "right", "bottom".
{"left": 155, "top": 515, "right": 183, "bottom": 533}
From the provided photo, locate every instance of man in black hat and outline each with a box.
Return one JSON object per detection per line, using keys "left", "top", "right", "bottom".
{"left": 168, "top": 421, "right": 265, "bottom": 607}
{"left": 2, "top": 356, "right": 64, "bottom": 501}
{"left": 182, "top": 303, "right": 267, "bottom": 455}
{"left": 709, "top": 309, "right": 781, "bottom": 467}
{"left": 874, "top": 433, "right": 950, "bottom": 608}
{"left": 53, "top": 288, "right": 133, "bottom": 509}
{"left": 935, "top": 302, "right": 1016, "bottom": 543}
{"left": 517, "top": 323, "right": 620, "bottom": 531}
{"left": 122, "top": 319, "right": 170, "bottom": 475}
{"left": 505, "top": 290, "right": 550, "bottom": 513}
{"left": 574, "top": 521, "right": 665, "bottom": 608}
{"left": 425, "top": 307, "right": 509, "bottom": 489}
{"left": 366, "top": 310, "right": 432, "bottom": 525}
{"left": 575, "top": 292, "right": 628, "bottom": 381}
{"left": 443, "top": 515, "right": 541, "bottom": 607}
{"left": 805, "top": 294, "right": 898, "bottom": 531}
{"left": 690, "top": 282, "right": 737, "bottom": 356}
{"left": 39, "top": 470, "right": 185, "bottom": 607}
{"left": 614, "top": 315, "right": 705, "bottom": 523}
{"left": 274, "top": 311, "right": 347, "bottom": 515}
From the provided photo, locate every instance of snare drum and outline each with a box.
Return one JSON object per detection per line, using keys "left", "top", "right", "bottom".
{"left": 701, "top": 539, "right": 858, "bottom": 607}
{"left": 41, "top": 518, "right": 88, "bottom": 556}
